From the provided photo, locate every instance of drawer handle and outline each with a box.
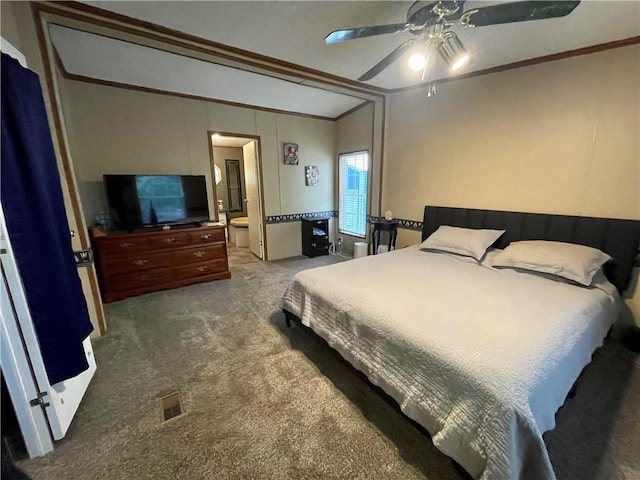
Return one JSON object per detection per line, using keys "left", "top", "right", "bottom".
{"left": 133, "top": 259, "right": 148, "bottom": 266}
{"left": 119, "top": 242, "right": 133, "bottom": 248}
{"left": 162, "top": 237, "right": 176, "bottom": 243}
{"left": 194, "top": 250, "right": 206, "bottom": 258}
{"left": 196, "top": 265, "right": 207, "bottom": 272}
{"left": 139, "top": 274, "right": 150, "bottom": 281}
{"left": 201, "top": 234, "right": 212, "bottom": 240}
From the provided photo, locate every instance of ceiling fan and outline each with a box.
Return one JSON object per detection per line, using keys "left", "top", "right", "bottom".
{"left": 326, "top": 1, "right": 581, "bottom": 82}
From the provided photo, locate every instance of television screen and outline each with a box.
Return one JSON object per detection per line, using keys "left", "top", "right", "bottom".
{"left": 104, "top": 174, "right": 209, "bottom": 230}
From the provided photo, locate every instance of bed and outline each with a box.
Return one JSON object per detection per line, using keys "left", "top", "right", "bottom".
{"left": 280, "top": 206, "right": 640, "bottom": 480}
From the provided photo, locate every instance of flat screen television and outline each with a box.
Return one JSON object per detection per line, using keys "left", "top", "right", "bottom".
{"left": 104, "top": 174, "right": 210, "bottom": 230}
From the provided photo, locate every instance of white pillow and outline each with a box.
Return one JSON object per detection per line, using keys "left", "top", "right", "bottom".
{"left": 490, "top": 240, "right": 611, "bottom": 286}
{"left": 420, "top": 226, "right": 505, "bottom": 261}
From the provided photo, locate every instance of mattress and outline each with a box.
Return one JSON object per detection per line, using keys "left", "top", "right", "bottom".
{"left": 280, "top": 246, "right": 620, "bottom": 480}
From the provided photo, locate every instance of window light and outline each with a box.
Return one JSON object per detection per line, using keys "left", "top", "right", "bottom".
{"left": 339, "top": 151, "right": 369, "bottom": 238}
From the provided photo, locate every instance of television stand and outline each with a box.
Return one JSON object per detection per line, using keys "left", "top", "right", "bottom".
{"left": 91, "top": 224, "right": 230, "bottom": 302}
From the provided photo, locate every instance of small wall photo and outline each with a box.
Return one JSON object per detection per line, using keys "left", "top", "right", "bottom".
{"left": 305, "top": 166, "right": 319, "bottom": 186}
{"left": 283, "top": 143, "right": 299, "bottom": 165}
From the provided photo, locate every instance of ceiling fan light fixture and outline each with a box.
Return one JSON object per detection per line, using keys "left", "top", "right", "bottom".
{"left": 408, "top": 52, "right": 427, "bottom": 72}
{"left": 450, "top": 53, "right": 470, "bottom": 72}
{"left": 437, "top": 32, "right": 470, "bottom": 73}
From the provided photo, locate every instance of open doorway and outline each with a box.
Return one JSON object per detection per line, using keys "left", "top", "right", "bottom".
{"left": 208, "top": 132, "right": 266, "bottom": 264}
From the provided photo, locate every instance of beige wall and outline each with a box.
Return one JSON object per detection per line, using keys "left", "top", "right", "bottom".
{"left": 276, "top": 114, "right": 336, "bottom": 216}
{"left": 384, "top": 45, "right": 640, "bottom": 248}
{"left": 383, "top": 45, "right": 640, "bottom": 324}
{"left": 266, "top": 218, "right": 337, "bottom": 260}
{"left": 213, "top": 146, "right": 247, "bottom": 218}
{"left": 59, "top": 79, "right": 336, "bottom": 260}
{"left": 267, "top": 114, "right": 336, "bottom": 259}
{"left": 61, "top": 82, "right": 218, "bottom": 224}
{"left": 0, "top": 2, "right": 22, "bottom": 49}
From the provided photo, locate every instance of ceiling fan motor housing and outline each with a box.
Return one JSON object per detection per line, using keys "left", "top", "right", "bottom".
{"left": 407, "top": 1, "right": 464, "bottom": 25}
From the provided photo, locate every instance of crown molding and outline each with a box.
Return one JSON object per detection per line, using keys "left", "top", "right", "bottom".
{"left": 34, "top": 1, "right": 387, "bottom": 99}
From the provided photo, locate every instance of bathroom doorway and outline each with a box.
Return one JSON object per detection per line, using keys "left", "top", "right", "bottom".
{"left": 208, "top": 132, "right": 266, "bottom": 262}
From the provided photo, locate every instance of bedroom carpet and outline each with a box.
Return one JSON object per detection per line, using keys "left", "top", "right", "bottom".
{"left": 19, "top": 256, "right": 639, "bottom": 480}
{"left": 226, "top": 243, "right": 260, "bottom": 268}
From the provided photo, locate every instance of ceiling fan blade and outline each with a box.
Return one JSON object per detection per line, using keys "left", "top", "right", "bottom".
{"left": 358, "top": 39, "right": 416, "bottom": 81}
{"left": 464, "top": 1, "right": 581, "bottom": 27}
{"left": 325, "top": 23, "right": 410, "bottom": 44}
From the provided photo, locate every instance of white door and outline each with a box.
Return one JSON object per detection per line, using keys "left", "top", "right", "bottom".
{"left": 0, "top": 38, "right": 96, "bottom": 455}
{"left": 1, "top": 256, "right": 54, "bottom": 457}
{"left": 243, "top": 140, "right": 264, "bottom": 259}
{"left": 1, "top": 197, "right": 96, "bottom": 450}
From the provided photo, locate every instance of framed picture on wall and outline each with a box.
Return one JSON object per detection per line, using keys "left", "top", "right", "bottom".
{"left": 305, "top": 166, "right": 319, "bottom": 186}
{"left": 283, "top": 143, "right": 299, "bottom": 165}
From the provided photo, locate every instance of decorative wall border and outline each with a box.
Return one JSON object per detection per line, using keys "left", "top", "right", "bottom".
{"left": 265, "top": 211, "right": 423, "bottom": 231}
{"left": 396, "top": 218, "right": 424, "bottom": 231}
{"left": 265, "top": 211, "right": 337, "bottom": 224}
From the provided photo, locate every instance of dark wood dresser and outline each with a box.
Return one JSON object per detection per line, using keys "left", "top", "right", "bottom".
{"left": 92, "top": 225, "right": 230, "bottom": 302}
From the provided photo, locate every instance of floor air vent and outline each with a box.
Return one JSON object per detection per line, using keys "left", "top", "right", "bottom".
{"left": 160, "top": 392, "right": 184, "bottom": 422}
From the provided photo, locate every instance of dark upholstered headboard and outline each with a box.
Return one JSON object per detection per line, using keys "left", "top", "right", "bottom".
{"left": 422, "top": 206, "right": 640, "bottom": 293}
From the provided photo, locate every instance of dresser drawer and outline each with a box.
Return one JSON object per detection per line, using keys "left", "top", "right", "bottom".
{"left": 175, "top": 259, "right": 227, "bottom": 280}
{"left": 310, "top": 237, "right": 329, "bottom": 248}
{"left": 101, "top": 252, "right": 171, "bottom": 274}
{"left": 191, "top": 228, "right": 225, "bottom": 245}
{"left": 109, "top": 267, "right": 173, "bottom": 291}
{"left": 173, "top": 244, "right": 226, "bottom": 265}
{"left": 98, "top": 236, "right": 149, "bottom": 254}
{"left": 148, "top": 231, "right": 190, "bottom": 249}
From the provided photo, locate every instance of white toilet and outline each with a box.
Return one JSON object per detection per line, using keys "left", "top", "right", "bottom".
{"left": 229, "top": 216, "right": 249, "bottom": 247}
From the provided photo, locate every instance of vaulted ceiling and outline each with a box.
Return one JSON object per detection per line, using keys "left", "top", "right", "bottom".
{"left": 50, "top": 1, "right": 640, "bottom": 117}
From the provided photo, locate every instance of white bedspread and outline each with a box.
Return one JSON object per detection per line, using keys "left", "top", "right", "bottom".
{"left": 280, "top": 246, "right": 619, "bottom": 480}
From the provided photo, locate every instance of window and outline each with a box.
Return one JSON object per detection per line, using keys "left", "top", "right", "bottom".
{"left": 339, "top": 151, "right": 369, "bottom": 237}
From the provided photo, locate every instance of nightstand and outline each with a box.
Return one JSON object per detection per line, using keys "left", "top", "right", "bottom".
{"left": 301, "top": 217, "right": 329, "bottom": 258}
{"left": 371, "top": 220, "right": 398, "bottom": 255}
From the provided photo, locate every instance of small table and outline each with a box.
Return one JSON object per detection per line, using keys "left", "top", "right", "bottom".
{"left": 370, "top": 219, "right": 398, "bottom": 255}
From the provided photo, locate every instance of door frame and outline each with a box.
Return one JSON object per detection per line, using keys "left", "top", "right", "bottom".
{"left": 207, "top": 131, "right": 268, "bottom": 260}
{"left": 29, "top": 7, "right": 107, "bottom": 335}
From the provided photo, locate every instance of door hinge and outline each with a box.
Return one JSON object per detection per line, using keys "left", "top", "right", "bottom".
{"left": 29, "top": 391, "right": 50, "bottom": 408}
